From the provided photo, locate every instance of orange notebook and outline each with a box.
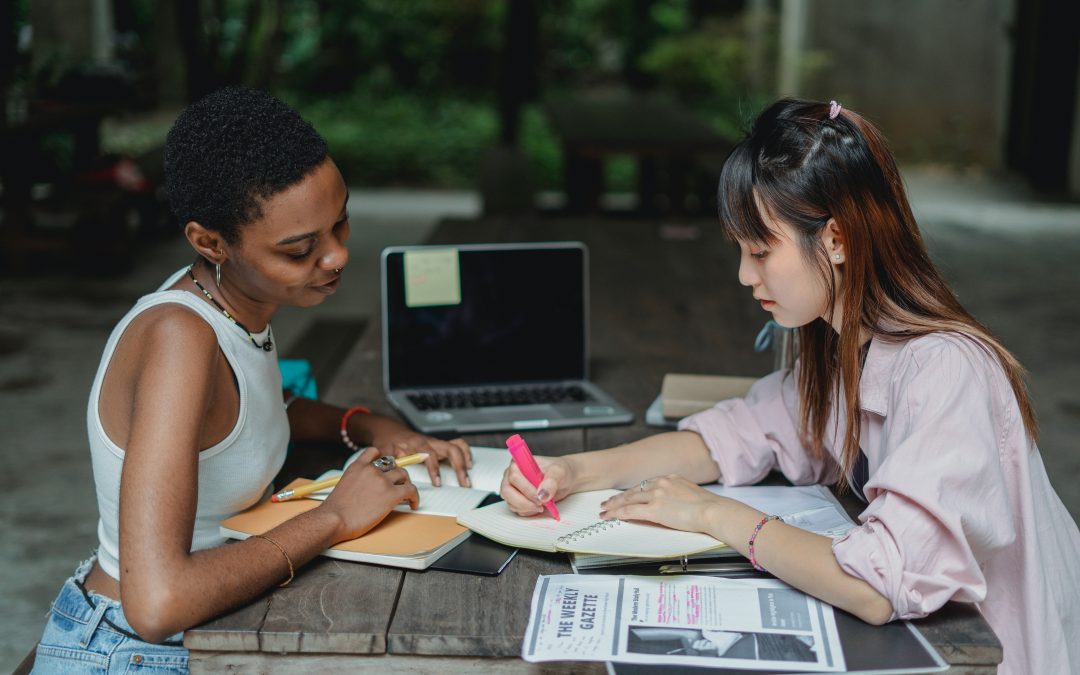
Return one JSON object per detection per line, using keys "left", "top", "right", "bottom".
{"left": 220, "top": 479, "right": 471, "bottom": 570}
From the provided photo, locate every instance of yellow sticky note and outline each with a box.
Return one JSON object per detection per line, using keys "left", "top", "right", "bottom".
{"left": 404, "top": 249, "right": 462, "bottom": 307}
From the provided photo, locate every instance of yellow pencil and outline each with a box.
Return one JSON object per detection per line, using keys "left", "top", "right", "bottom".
{"left": 270, "top": 452, "right": 429, "bottom": 502}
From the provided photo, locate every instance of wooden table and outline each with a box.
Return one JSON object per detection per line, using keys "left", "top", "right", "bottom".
{"left": 545, "top": 95, "right": 732, "bottom": 215}
{"left": 185, "top": 217, "right": 1001, "bottom": 673}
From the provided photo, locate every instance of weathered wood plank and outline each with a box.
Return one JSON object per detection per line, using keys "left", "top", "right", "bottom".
{"left": 322, "top": 318, "right": 387, "bottom": 410}
{"left": 285, "top": 317, "right": 368, "bottom": 387}
{"left": 184, "top": 588, "right": 271, "bottom": 652}
{"left": 388, "top": 550, "right": 572, "bottom": 656}
{"left": 256, "top": 558, "right": 402, "bottom": 654}
{"left": 912, "top": 602, "right": 1003, "bottom": 665}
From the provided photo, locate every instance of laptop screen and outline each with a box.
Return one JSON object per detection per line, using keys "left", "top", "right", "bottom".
{"left": 383, "top": 243, "right": 587, "bottom": 389}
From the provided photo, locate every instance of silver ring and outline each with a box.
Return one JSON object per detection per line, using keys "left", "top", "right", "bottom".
{"left": 639, "top": 479, "right": 648, "bottom": 493}
{"left": 373, "top": 455, "right": 397, "bottom": 472}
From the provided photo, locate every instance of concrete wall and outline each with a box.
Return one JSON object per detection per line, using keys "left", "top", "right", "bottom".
{"left": 789, "top": 0, "right": 1014, "bottom": 167}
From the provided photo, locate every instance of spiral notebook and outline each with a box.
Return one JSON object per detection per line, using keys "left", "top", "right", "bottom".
{"left": 456, "top": 490, "right": 725, "bottom": 558}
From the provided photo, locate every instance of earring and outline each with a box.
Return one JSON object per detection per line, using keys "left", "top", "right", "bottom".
{"left": 834, "top": 254, "right": 841, "bottom": 261}
{"left": 334, "top": 267, "right": 342, "bottom": 274}
{"left": 215, "top": 261, "right": 222, "bottom": 285}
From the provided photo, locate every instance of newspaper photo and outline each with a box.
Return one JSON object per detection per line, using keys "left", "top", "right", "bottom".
{"left": 522, "top": 574, "right": 845, "bottom": 671}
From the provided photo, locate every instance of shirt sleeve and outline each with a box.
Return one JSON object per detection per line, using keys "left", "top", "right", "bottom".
{"left": 677, "top": 368, "right": 837, "bottom": 486}
{"left": 831, "top": 337, "right": 1017, "bottom": 620}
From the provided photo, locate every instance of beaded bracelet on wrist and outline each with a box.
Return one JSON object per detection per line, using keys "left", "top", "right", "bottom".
{"left": 748, "top": 514, "right": 783, "bottom": 572}
{"left": 340, "top": 406, "right": 371, "bottom": 451}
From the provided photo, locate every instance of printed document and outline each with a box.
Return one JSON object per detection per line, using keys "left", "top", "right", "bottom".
{"left": 523, "top": 574, "right": 845, "bottom": 671}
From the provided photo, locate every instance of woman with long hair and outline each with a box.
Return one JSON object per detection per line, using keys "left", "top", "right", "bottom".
{"left": 500, "top": 99, "right": 1079, "bottom": 674}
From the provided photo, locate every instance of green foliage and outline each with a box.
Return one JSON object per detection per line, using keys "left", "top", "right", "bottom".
{"left": 639, "top": 16, "right": 773, "bottom": 141}
{"left": 520, "top": 105, "right": 562, "bottom": 190}
{"left": 277, "top": 0, "right": 502, "bottom": 95}
{"left": 100, "top": 1, "right": 788, "bottom": 188}
{"left": 290, "top": 90, "right": 498, "bottom": 187}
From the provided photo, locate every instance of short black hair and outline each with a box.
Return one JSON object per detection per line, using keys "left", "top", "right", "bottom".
{"left": 164, "top": 87, "right": 329, "bottom": 243}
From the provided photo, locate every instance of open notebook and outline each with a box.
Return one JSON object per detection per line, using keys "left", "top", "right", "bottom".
{"left": 571, "top": 483, "right": 856, "bottom": 570}
{"left": 219, "top": 481, "right": 471, "bottom": 570}
{"left": 305, "top": 446, "right": 510, "bottom": 517}
{"left": 220, "top": 447, "right": 512, "bottom": 570}
{"left": 457, "top": 490, "right": 725, "bottom": 558}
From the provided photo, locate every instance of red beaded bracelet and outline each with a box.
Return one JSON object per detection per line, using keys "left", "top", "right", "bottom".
{"left": 340, "top": 406, "right": 371, "bottom": 451}
{"left": 748, "top": 514, "right": 783, "bottom": 572}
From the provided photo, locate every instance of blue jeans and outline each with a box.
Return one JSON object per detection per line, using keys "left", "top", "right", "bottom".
{"left": 33, "top": 557, "right": 189, "bottom": 674}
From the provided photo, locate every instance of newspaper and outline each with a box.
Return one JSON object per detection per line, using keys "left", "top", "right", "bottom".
{"left": 523, "top": 574, "right": 845, "bottom": 671}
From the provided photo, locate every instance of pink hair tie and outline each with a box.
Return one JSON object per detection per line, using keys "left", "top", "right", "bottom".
{"left": 828, "top": 100, "right": 842, "bottom": 119}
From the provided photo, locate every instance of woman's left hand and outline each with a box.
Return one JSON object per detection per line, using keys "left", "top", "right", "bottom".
{"left": 598, "top": 475, "right": 726, "bottom": 534}
{"left": 364, "top": 416, "right": 472, "bottom": 487}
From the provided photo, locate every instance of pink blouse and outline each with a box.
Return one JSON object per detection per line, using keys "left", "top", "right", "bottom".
{"left": 679, "top": 332, "right": 1080, "bottom": 675}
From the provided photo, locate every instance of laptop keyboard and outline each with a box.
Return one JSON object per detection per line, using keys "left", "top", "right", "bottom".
{"left": 408, "top": 385, "right": 594, "bottom": 411}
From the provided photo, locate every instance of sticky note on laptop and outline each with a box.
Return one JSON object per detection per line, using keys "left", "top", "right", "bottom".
{"left": 404, "top": 248, "right": 462, "bottom": 307}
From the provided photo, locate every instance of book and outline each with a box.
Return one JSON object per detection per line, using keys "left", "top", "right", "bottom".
{"left": 305, "top": 446, "right": 510, "bottom": 517}
{"left": 457, "top": 490, "right": 726, "bottom": 558}
{"left": 569, "top": 484, "right": 856, "bottom": 570}
{"left": 660, "top": 373, "right": 757, "bottom": 419}
{"left": 219, "top": 447, "right": 513, "bottom": 570}
{"left": 219, "top": 480, "right": 472, "bottom": 570}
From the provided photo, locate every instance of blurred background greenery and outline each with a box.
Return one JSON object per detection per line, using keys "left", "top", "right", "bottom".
{"left": 12, "top": 0, "right": 778, "bottom": 191}
{"left": 5, "top": 0, "right": 1076, "bottom": 198}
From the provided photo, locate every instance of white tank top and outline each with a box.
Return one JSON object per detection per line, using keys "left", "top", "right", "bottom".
{"left": 88, "top": 267, "right": 290, "bottom": 580}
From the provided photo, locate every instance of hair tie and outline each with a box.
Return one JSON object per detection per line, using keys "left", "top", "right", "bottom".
{"left": 828, "top": 100, "right": 842, "bottom": 120}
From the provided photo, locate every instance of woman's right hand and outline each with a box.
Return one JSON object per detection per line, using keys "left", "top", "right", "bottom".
{"left": 320, "top": 447, "right": 419, "bottom": 540}
{"left": 499, "top": 455, "right": 576, "bottom": 516}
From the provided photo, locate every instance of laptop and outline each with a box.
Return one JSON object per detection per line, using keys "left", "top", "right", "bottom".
{"left": 381, "top": 242, "right": 633, "bottom": 435}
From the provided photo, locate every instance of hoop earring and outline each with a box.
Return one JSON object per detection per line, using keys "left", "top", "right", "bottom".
{"left": 215, "top": 261, "right": 222, "bottom": 285}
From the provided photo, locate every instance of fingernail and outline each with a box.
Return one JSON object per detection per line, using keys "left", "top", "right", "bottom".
{"left": 434, "top": 477, "right": 441, "bottom": 487}
{"left": 535, "top": 489, "right": 550, "bottom": 503}
{"left": 464, "top": 476, "right": 472, "bottom": 487}
{"left": 599, "top": 511, "right": 608, "bottom": 520}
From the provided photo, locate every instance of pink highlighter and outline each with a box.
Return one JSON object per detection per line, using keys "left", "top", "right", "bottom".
{"left": 505, "top": 434, "right": 561, "bottom": 521}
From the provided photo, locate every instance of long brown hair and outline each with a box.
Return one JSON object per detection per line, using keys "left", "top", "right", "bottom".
{"left": 717, "top": 99, "right": 1038, "bottom": 483}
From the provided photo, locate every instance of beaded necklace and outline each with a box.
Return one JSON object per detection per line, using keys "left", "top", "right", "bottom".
{"left": 187, "top": 264, "right": 274, "bottom": 351}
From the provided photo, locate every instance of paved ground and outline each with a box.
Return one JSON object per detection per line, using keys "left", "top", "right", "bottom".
{"left": 1, "top": 175, "right": 1078, "bottom": 670}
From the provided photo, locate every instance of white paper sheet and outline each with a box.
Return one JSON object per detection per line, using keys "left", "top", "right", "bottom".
{"left": 303, "top": 446, "right": 506, "bottom": 517}
{"left": 522, "top": 574, "right": 845, "bottom": 671}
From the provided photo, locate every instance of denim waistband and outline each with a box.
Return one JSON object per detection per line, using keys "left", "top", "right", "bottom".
{"left": 52, "top": 556, "right": 183, "bottom": 647}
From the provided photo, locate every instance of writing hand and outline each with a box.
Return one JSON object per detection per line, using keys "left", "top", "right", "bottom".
{"left": 500, "top": 455, "right": 574, "bottom": 517}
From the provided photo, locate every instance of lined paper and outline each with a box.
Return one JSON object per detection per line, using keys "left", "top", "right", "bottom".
{"left": 304, "top": 446, "right": 507, "bottom": 517}
{"left": 457, "top": 489, "right": 724, "bottom": 557}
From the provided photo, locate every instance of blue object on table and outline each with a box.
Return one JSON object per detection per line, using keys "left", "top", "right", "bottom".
{"left": 279, "top": 359, "right": 318, "bottom": 400}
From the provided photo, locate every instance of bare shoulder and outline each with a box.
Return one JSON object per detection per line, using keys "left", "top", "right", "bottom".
{"left": 119, "top": 301, "right": 221, "bottom": 376}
